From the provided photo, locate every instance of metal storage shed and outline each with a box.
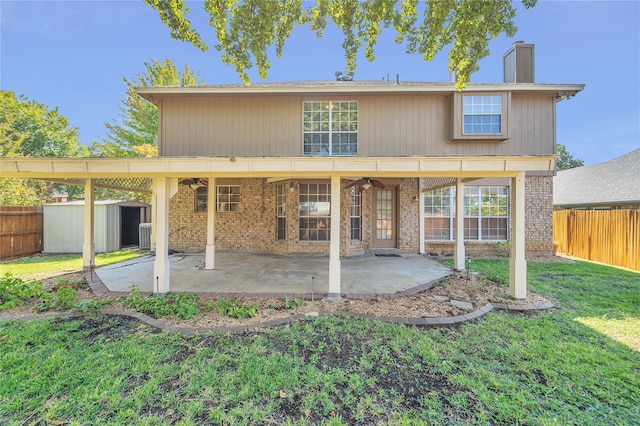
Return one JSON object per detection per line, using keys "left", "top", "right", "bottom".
{"left": 43, "top": 200, "right": 151, "bottom": 253}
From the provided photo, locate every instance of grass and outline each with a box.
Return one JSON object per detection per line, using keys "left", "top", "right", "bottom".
{"left": 0, "top": 249, "right": 146, "bottom": 280}
{"left": 1, "top": 259, "right": 639, "bottom": 424}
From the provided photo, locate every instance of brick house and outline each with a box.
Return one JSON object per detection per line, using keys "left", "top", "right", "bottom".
{"left": 1, "top": 42, "right": 583, "bottom": 298}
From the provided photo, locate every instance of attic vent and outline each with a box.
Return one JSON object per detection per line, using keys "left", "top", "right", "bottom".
{"left": 335, "top": 71, "right": 354, "bottom": 81}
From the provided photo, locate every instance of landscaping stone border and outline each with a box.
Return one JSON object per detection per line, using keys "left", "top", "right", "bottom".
{"left": 1, "top": 301, "right": 554, "bottom": 336}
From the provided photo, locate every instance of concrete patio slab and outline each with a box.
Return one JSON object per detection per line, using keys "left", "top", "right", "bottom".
{"left": 92, "top": 252, "right": 451, "bottom": 296}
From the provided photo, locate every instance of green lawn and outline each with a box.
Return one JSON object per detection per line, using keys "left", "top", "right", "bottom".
{"left": 0, "top": 250, "right": 146, "bottom": 280}
{"left": 1, "top": 259, "right": 639, "bottom": 425}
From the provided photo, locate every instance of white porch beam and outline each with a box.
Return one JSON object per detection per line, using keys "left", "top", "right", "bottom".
{"left": 328, "top": 175, "right": 342, "bottom": 299}
{"left": 454, "top": 178, "right": 466, "bottom": 271}
{"left": 510, "top": 172, "right": 527, "bottom": 299}
{"left": 153, "top": 177, "right": 170, "bottom": 295}
{"left": 82, "top": 179, "right": 95, "bottom": 271}
{"left": 1, "top": 156, "right": 557, "bottom": 179}
{"left": 205, "top": 178, "right": 216, "bottom": 270}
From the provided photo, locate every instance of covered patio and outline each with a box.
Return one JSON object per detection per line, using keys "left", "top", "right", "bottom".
{"left": 1, "top": 155, "right": 546, "bottom": 299}
{"left": 89, "top": 252, "right": 452, "bottom": 298}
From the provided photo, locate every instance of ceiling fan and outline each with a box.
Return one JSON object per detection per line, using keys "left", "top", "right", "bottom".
{"left": 345, "top": 177, "right": 385, "bottom": 191}
{"left": 179, "top": 178, "right": 208, "bottom": 188}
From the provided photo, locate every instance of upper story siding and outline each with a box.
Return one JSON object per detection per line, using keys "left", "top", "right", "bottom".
{"left": 146, "top": 85, "right": 576, "bottom": 158}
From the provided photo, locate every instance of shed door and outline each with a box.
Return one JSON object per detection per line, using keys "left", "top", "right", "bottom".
{"left": 121, "top": 207, "right": 140, "bottom": 247}
{"left": 372, "top": 187, "right": 397, "bottom": 248}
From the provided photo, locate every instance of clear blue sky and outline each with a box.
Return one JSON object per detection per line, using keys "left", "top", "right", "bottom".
{"left": 2, "top": 0, "right": 639, "bottom": 165}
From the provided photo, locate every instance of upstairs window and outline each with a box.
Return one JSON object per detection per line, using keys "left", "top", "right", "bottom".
{"left": 463, "top": 95, "right": 502, "bottom": 134}
{"left": 451, "top": 92, "right": 509, "bottom": 141}
{"left": 303, "top": 101, "right": 357, "bottom": 156}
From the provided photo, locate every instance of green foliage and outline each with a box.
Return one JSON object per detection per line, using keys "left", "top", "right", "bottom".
{"left": 32, "top": 293, "right": 55, "bottom": 313}
{"left": 91, "top": 59, "right": 203, "bottom": 159}
{"left": 1, "top": 259, "right": 639, "bottom": 424}
{"left": 556, "top": 143, "right": 585, "bottom": 170}
{"left": 285, "top": 296, "right": 307, "bottom": 310}
{"left": 72, "top": 299, "right": 108, "bottom": 313}
{"left": 55, "top": 286, "right": 77, "bottom": 311}
{"left": 0, "top": 250, "right": 146, "bottom": 280}
{"left": 213, "top": 298, "right": 258, "bottom": 319}
{"left": 0, "top": 91, "right": 87, "bottom": 205}
{"left": 0, "top": 273, "right": 42, "bottom": 310}
{"left": 147, "top": 1, "right": 536, "bottom": 88}
{"left": 120, "top": 286, "right": 201, "bottom": 320}
{"left": 494, "top": 240, "right": 511, "bottom": 258}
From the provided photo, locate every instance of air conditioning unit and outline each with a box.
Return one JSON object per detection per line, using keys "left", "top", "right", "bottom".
{"left": 139, "top": 223, "right": 152, "bottom": 250}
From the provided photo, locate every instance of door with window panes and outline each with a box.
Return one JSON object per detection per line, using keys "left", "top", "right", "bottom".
{"left": 372, "top": 187, "right": 397, "bottom": 248}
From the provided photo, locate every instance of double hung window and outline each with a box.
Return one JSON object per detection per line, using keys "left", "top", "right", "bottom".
{"left": 303, "top": 101, "right": 357, "bottom": 156}
{"left": 424, "top": 186, "right": 509, "bottom": 241}
{"left": 463, "top": 96, "right": 502, "bottom": 134}
{"left": 298, "top": 183, "right": 331, "bottom": 241}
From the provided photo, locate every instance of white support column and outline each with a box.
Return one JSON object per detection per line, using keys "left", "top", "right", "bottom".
{"left": 328, "top": 175, "right": 342, "bottom": 299}
{"left": 510, "top": 172, "right": 527, "bottom": 299}
{"left": 454, "top": 178, "right": 465, "bottom": 271}
{"left": 418, "top": 179, "right": 425, "bottom": 254}
{"left": 82, "top": 179, "right": 95, "bottom": 271}
{"left": 153, "top": 177, "right": 170, "bottom": 295}
{"left": 205, "top": 178, "right": 216, "bottom": 270}
{"left": 150, "top": 191, "right": 157, "bottom": 252}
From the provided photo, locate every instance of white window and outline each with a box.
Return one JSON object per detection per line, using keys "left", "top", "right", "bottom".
{"left": 194, "top": 187, "right": 208, "bottom": 212}
{"left": 303, "top": 101, "right": 357, "bottom": 156}
{"left": 350, "top": 187, "right": 362, "bottom": 241}
{"left": 463, "top": 95, "right": 502, "bottom": 134}
{"left": 424, "top": 186, "right": 509, "bottom": 241}
{"left": 299, "top": 183, "right": 331, "bottom": 241}
{"left": 276, "top": 184, "right": 286, "bottom": 240}
{"left": 217, "top": 185, "right": 240, "bottom": 212}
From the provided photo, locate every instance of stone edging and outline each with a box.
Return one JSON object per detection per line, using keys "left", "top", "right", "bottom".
{"left": 0, "top": 301, "right": 554, "bottom": 336}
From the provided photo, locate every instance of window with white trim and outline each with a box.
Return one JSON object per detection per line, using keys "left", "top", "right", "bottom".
{"left": 303, "top": 101, "right": 357, "bottom": 156}
{"left": 276, "top": 184, "right": 286, "bottom": 240}
{"left": 350, "top": 187, "right": 361, "bottom": 241}
{"left": 299, "top": 183, "right": 331, "bottom": 241}
{"left": 194, "top": 187, "right": 208, "bottom": 212}
{"left": 217, "top": 185, "right": 240, "bottom": 212}
{"left": 463, "top": 95, "right": 502, "bottom": 134}
{"left": 424, "top": 186, "right": 509, "bottom": 241}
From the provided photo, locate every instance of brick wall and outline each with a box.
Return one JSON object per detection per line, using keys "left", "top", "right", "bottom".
{"left": 525, "top": 175, "right": 553, "bottom": 254}
{"left": 398, "top": 179, "right": 421, "bottom": 252}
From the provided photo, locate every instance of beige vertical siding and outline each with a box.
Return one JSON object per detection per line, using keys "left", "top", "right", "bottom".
{"left": 159, "top": 93, "right": 556, "bottom": 158}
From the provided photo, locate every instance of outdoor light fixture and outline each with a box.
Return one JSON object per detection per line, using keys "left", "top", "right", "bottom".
{"left": 289, "top": 181, "right": 295, "bottom": 192}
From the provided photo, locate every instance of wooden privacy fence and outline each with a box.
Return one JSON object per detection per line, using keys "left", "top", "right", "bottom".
{"left": 0, "top": 206, "right": 44, "bottom": 260}
{"left": 553, "top": 209, "right": 640, "bottom": 271}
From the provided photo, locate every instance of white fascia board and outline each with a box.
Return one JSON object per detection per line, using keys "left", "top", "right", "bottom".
{"left": 135, "top": 84, "right": 585, "bottom": 100}
{"left": 1, "top": 156, "right": 556, "bottom": 179}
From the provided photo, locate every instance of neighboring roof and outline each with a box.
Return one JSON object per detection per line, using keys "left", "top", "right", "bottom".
{"left": 136, "top": 80, "right": 584, "bottom": 103}
{"left": 553, "top": 149, "right": 640, "bottom": 207}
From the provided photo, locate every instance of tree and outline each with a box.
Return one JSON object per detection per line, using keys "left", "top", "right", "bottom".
{"left": 92, "top": 59, "right": 203, "bottom": 158}
{"left": 556, "top": 143, "right": 584, "bottom": 171}
{"left": 1, "top": 91, "right": 83, "bottom": 157}
{"left": 144, "top": 0, "right": 537, "bottom": 88}
{"left": 0, "top": 91, "right": 86, "bottom": 205}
